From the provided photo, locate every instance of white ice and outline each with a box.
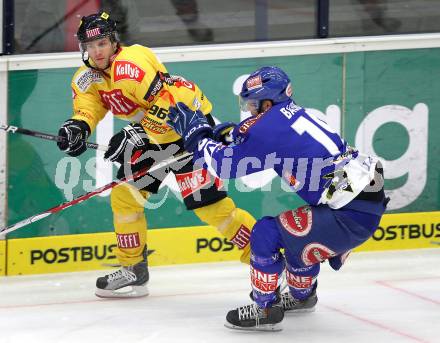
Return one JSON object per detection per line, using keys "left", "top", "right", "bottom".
{"left": 0, "top": 249, "right": 439, "bottom": 343}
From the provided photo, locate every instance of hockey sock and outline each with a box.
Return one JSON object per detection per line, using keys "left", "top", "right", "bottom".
{"left": 193, "top": 197, "right": 256, "bottom": 264}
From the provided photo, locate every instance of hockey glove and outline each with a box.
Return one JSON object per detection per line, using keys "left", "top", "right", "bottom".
{"left": 213, "top": 122, "right": 236, "bottom": 145}
{"left": 104, "top": 123, "right": 150, "bottom": 165}
{"left": 167, "top": 102, "right": 212, "bottom": 152}
{"left": 57, "top": 119, "right": 91, "bottom": 157}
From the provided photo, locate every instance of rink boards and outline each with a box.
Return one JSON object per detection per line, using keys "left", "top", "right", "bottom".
{"left": 1, "top": 211, "right": 439, "bottom": 276}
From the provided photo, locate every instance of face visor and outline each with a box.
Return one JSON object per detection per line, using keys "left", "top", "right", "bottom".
{"left": 238, "top": 96, "right": 261, "bottom": 116}
{"left": 78, "top": 34, "right": 116, "bottom": 54}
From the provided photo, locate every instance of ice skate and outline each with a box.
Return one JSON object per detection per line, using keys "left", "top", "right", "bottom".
{"left": 281, "top": 286, "right": 318, "bottom": 314}
{"left": 95, "top": 259, "right": 149, "bottom": 298}
{"left": 225, "top": 301, "right": 284, "bottom": 331}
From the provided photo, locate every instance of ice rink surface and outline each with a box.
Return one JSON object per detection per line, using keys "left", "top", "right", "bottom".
{"left": 0, "top": 248, "right": 439, "bottom": 343}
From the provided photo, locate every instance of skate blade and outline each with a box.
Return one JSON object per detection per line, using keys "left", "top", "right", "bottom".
{"left": 95, "top": 285, "right": 149, "bottom": 299}
{"left": 224, "top": 322, "right": 282, "bottom": 332}
{"left": 284, "top": 306, "right": 316, "bottom": 315}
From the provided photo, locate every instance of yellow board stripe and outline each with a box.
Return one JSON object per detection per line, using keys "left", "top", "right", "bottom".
{"left": 5, "top": 212, "right": 440, "bottom": 276}
{"left": 0, "top": 240, "right": 6, "bottom": 276}
{"left": 6, "top": 226, "right": 242, "bottom": 276}
{"left": 355, "top": 211, "right": 440, "bottom": 251}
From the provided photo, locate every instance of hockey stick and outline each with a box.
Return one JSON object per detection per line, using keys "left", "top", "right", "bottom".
{"left": 0, "top": 152, "right": 193, "bottom": 236}
{"left": 0, "top": 124, "right": 107, "bottom": 151}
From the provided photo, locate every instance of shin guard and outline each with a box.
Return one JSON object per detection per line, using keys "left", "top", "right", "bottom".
{"left": 193, "top": 197, "right": 256, "bottom": 264}
{"left": 111, "top": 184, "right": 148, "bottom": 266}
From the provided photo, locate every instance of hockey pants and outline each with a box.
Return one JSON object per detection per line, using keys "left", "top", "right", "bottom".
{"left": 250, "top": 199, "right": 387, "bottom": 308}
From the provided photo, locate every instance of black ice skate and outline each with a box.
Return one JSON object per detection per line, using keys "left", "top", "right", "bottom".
{"left": 225, "top": 301, "right": 284, "bottom": 331}
{"left": 95, "top": 256, "right": 149, "bottom": 298}
{"left": 281, "top": 286, "right": 318, "bottom": 314}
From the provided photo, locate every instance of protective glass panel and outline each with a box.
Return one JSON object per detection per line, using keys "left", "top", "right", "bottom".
{"left": 329, "top": 0, "right": 440, "bottom": 37}
{"left": 12, "top": 0, "right": 316, "bottom": 54}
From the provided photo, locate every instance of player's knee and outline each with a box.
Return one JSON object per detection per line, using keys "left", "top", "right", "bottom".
{"left": 286, "top": 262, "right": 319, "bottom": 278}
{"left": 193, "top": 197, "right": 236, "bottom": 227}
{"left": 250, "top": 217, "right": 280, "bottom": 257}
{"left": 111, "top": 184, "right": 149, "bottom": 212}
{"left": 113, "top": 211, "right": 144, "bottom": 224}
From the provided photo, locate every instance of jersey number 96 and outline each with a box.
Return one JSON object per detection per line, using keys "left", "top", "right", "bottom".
{"left": 148, "top": 105, "right": 168, "bottom": 119}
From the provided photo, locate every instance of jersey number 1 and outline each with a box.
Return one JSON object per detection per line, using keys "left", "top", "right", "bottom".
{"left": 291, "top": 116, "right": 340, "bottom": 155}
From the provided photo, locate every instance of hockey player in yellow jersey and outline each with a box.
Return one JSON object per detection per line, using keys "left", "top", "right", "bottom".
{"left": 56, "top": 12, "right": 256, "bottom": 298}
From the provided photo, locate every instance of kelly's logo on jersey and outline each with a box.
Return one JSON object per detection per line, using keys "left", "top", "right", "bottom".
{"left": 114, "top": 60, "right": 145, "bottom": 83}
{"left": 176, "top": 168, "right": 211, "bottom": 198}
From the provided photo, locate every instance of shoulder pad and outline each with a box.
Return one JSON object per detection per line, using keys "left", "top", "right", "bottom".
{"left": 143, "top": 71, "right": 174, "bottom": 103}
{"left": 73, "top": 67, "right": 103, "bottom": 92}
{"left": 230, "top": 112, "right": 267, "bottom": 146}
{"left": 237, "top": 112, "right": 266, "bottom": 135}
{"left": 171, "top": 75, "right": 196, "bottom": 92}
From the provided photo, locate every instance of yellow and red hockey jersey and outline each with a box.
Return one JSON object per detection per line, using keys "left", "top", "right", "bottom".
{"left": 70, "top": 44, "right": 212, "bottom": 144}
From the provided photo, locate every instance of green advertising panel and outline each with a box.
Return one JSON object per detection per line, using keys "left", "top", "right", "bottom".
{"left": 7, "top": 48, "right": 440, "bottom": 238}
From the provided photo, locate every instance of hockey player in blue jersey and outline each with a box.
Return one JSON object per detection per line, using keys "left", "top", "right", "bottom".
{"left": 166, "top": 66, "right": 388, "bottom": 331}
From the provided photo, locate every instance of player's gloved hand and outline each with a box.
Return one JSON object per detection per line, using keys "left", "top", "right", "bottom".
{"left": 167, "top": 102, "right": 212, "bottom": 152}
{"left": 57, "top": 119, "right": 91, "bottom": 157}
{"left": 115, "top": 155, "right": 155, "bottom": 184}
{"left": 104, "top": 123, "right": 150, "bottom": 164}
{"left": 213, "top": 122, "right": 236, "bottom": 145}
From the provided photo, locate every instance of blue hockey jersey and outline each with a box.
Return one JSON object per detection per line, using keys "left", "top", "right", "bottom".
{"left": 194, "top": 100, "right": 377, "bottom": 209}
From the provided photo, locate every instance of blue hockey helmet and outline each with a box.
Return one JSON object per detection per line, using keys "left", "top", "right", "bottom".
{"left": 239, "top": 66, "right": 292, "bottom": 115}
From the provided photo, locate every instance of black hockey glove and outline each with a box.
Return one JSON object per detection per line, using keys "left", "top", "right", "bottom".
{"left": 106, "top": 124, "right": 161, "bottom": 187}
{"left": 104, "top": 123, "right": 150, "bottom": 165}
{"left": 57, "top": 119, "right": 91, "bottom": 157}
{"left": 213, "top": 122, "right": 236, "bottom": 145}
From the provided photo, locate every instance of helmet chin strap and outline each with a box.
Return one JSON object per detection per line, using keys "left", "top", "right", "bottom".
{"left": 81, "top": 51, "right": 102, "bottom": 71}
